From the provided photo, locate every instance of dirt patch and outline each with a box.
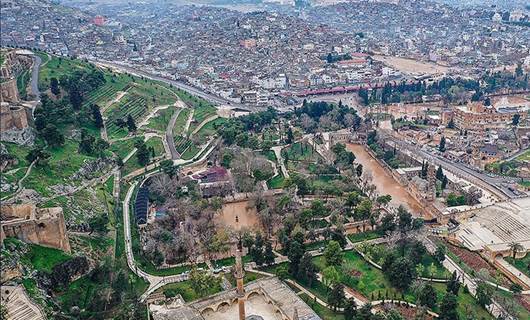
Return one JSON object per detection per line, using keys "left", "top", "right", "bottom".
{"left": 517, "top": 295, "right": 530, "bottom": 312}
{"left": 349, "top": 270, "right": 363, "bottom": 277}
{"left": 446, "top": 243, "right": 512, "bottom": 286}
{"left": 217, "top": 200, "right": 261, "bottom": 232}
{"left": 372, "top": 55, "right": 449, "bottom": 75}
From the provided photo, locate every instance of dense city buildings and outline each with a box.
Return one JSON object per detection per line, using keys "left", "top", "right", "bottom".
{"left": 1, "top": 1, "right": 530, "bottom": 320}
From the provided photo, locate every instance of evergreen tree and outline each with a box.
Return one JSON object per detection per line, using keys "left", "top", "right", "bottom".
{"left": 323, "top": 240, "right": 343, "bottom": 267}
{"left": 250, "top": 233, "right": 264, "bottom": 266}
{"left": 297, "top": 252, "right": 317, "bottom": 286}
{"left": 439, "top": 293, "right": 458, "bottom": 320}
{"left": 441, "top": 175, "right": 448, "bottom": 190}
{"left": 287, "top": 240, "right": 304, "bottom": 276}
{"left": 435, "top": 166, "right": 444, "bottom": 181}
{"left": 50, "top": 77, "right": 60, "bottom": 95}
{"left": 439, "top": 136, "right": 446, "bottom": 152}
{"left": 263, "top": 240, "right": 275, "bottom": 265}
{"left": 446, "top": 271, "right": 460, "bottom": 295}
{"left": 328, "top": 283, "right": 345, "bottom": 311}
{"left": 419, "top": 283, "right": 437, "bottom": 309}
{"left": 344, "top": 298, "right": 357, "bottom": 320}
{"left": 127, "top": 115, "right": 137, "bottom": 132}
{"left": 91, "top": 104, "right": 104, "bottom": 128}
{"left": 42, "top": 124, "right": 64, "bottom": 147}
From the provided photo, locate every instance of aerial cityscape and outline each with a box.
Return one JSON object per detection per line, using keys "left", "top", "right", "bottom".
{"left": 0, "top": 0, "right": 529, "bottom": 319}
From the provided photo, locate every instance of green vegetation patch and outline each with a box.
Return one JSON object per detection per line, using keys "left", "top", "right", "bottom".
{"left": 146, "top": 107, "right": 174, "bottom": 131}
{"left": 20, "top": 241, "right": 72, "bottom": 273}
{"left": 22, "top": 140, "right": 98, "bottom": 196}
{"left": 505, "top": 254, "right": 530, "bottom": 278}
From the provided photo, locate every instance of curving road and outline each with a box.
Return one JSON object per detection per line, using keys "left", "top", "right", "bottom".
{"left": 90, "top": 59, "right": 268, "bottom": 112}
{"left": 29, "top": 54, "right": 41, "bottom": 101}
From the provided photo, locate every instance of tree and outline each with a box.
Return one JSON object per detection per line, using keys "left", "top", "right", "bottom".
{"left": 446, "top": 271, "right": 460, "bottom": 295}
{"left": 69, "top": 85, "right": 83, "bottom": 110}
{"left": 26, "top": 146, "right": 51, "bottom": 166}
{"left": 510, "top": 283, "right": 523, "bottom": 295}
{"left": 50, "top": 77, "right": 60, "bottom": 95}
{"left": 250, "top": 233, "right": 264, "bottom": 266}
{"left": 344, "top": 298, "right": 357, "bottom": 320}
{"left": 441, "top": 175, "right": 448, "bottom": 190}
{"left": 328, "top": 283, "right": 345, "bottom": 311}
{"left": 397, "top": 206, "right": 412, "bottom": 232}
{"left": 127, "top": 114, "right": 137, "bottom": 132}
{"left": 508, "top": 242, "right": 524, "bottom": 259}
{"left": 297, "top": 252, "right": 317, "bottom": 286}
{"left": 42, "top": 124, "right": 65, "bottom": 147}
{"left": 263, "top": 240, "right": 275, "bottom": 265}
{"left": 135, "top": 141, "right": 150, "bottom": 166}
{"left": 286, "top": 127, "right": 294, "bottom": 143}
{"left": 379, "top": 213, "right": 396, "bottom": 232}
{"left": 434, "top": 246, "right": 446, "bottom": 264}
{"left": 438, "top": 136, "right": 446, "bottom": 152}
{"left": 323, "top": 240, "right": 343, "bottom": 267}
{"left": 287, "top": 240, "right": 304, "bottom": 275}
{"left": 386, "top": 257, "right": 416, "bottom": 291}
{"left": 356, "top": 164, "right": 363, "bottom": 177}
{"left": 91, "top": 104, "right": 104, "bottom": 128}
{"left": 89, "top": 215, "right": 108, "bottom": 235}
{"left": 512, "top": 114, "right": 521, "bottom": 126}
{"left": 476, "top": 282, "right": 492, "bottom": 307}
{"left": 439, "top": 292, "right": 458, "bottom": 320}
{"left": 189, "top": 267, "right": 218, "bottom": 297}
{"left": 322, "top": 265, "right": 341, "bottom": 287}
{"left": 242, "top": 232, "right": 254, "bottom": 252}
{"left": 357, "top": 303, "right": 373, "bottom": 320}
{"left": 447, "top": 118, "right": 455, "bottom": 129}
{"left": 418, "top": 283, "right": 437, "bottom": 309}
{"left": 160, "top": 159, "right": 179, "bottom": 178}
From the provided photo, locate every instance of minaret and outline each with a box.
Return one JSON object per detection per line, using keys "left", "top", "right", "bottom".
{"left": 235, "top": 238, "right": 246, "bottom": 320}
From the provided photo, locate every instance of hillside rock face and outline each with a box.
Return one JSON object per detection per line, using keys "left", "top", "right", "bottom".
{"left": 48, "top": 256, "right": 90, "bottom": 289}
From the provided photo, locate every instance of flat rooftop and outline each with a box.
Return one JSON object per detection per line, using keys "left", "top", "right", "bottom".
{"left": 456, "top": 197, "right": 530, "bottom": 252}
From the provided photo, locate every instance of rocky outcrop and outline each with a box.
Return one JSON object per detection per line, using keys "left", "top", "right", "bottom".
{"left": 47, "top": 256, "right": 90, "bottom": 289}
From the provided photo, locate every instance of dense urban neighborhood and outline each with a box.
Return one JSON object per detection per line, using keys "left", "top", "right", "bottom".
{"left": 1, "top": 1, "right": 530, "bottom": 320}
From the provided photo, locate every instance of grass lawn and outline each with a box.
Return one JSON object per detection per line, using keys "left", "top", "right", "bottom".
{"left": 267, "top": 173, "right": 286, "bottom": 189}
{"left": 145, "top": 136, "right": 165, "bottom": 157}
{"left": 146, "top": 107, "right": 174, "bottom": 132}
{"left": 225, "top": 271, "right": 265, "bottom": 287}
{"left": 188, "top": 105, "right": 217, "bottom": 133}
{"left": 38, "top": 56, "right": 92, "bottom": 90}
{"left": 505, "top": 254, "right": 530, "bottom": 278}
{"left": 173, "top": 108, "right": 191, "bottom": 137}
{"left": 21, "top": 242, "right": 72, "bottom": 273}
{"left": 158, "top": 280, "right": 222, "bottom": 302}
{"left": 122, "top": 156, "right": 145, "bottom": 176}
{"left": 299, "top": 293, "right": 344, "bottom": 320}
{"left": 17, "top": 69, "right": 30, "bottom": 99}
{"left": 22, "top": 140, "right": 97, "bottom": 196}
{"left": 109, "top": 137, "right": 141, "bottom": 160}
{"left": 194, "top": 117, "right": 226, "bottom": 141}
{"left": 180, "top": 144, "right": 201, "bottom": 160}
{"left": 516, "top": 150, "right": 530, "bottom": 162}
{"left": 347, "top": 230, "right": 383, "bottom": 243}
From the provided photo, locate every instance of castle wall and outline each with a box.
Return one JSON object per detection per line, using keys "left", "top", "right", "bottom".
{"left": 0, "top": 205, "right": 71, "bottom": 253}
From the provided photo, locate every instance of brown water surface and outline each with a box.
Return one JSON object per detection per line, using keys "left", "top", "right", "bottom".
{"left": 346, "top": 143, "right": 423, "bottom": 215}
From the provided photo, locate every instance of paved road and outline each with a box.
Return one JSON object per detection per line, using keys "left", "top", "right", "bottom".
{"left": 91, "top": 59, "right": 268, "bottom": 113}
{"left": 166, "top": 106, "right": 182, "bottom": 160}
{"left": 381, "top": 131, "right": 518, "bottom": 200}
{"left": 29, "top": 54, "right": 41, "bottom": 100}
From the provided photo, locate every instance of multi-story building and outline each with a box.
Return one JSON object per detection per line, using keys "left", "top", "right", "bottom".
{"left": 453, "top": 102, "right": 527, "bottom": 130}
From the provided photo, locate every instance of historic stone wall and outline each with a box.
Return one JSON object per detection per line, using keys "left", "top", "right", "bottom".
{"left": 0, "top": 204, "right": 71, "bottom": 253}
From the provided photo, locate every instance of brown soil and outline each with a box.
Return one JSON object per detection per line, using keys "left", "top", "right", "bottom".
{"left": 446, "top": 243, "right": 512, "bottom": 286}
{"left": 517, "top": 295, "right": 530, "bottom": 312}
{"left": 350, "top": 270, "right": 363, "bottom": 277}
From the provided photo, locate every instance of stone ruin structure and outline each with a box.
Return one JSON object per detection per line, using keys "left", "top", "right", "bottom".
{"left": 0, "top": 204, "right": 71, "bottom": 253}
{"left": 0, "top": 49, "right": 34, "bottom": 145}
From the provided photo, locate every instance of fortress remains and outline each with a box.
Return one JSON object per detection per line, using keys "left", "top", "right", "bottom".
{"left": 0, "top": 204, "right": 71, "bottom": 253}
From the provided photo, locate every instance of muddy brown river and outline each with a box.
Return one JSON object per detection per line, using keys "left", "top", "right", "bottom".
{"left": 346, "top": 143, "right": 423, "bottom": 215}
